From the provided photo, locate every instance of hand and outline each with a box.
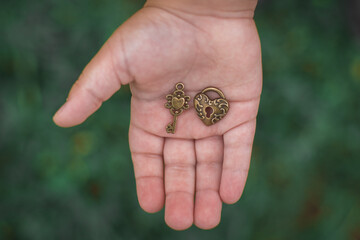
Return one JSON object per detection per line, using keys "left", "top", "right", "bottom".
{"left": 53, "top": 1, "right": 262, "bottom": 230}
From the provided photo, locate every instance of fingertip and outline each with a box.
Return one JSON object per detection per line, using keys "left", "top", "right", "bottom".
{"left": 219, "top": 175, "right": 244, "bottom": 205}
{"left": 139, "top": 198, "right": 164, "bottom": 214}
{"left": 220, "top": 191, "right": 241, "bottom": 205}
{"left": 52, "top": 101, "right": 82, "bottom": 128}
{"left": 194, "top": 190, "right": 222, "bottom": 230}
{"left": 165, "top": 193, "right": 194, "bottom": 231}
{"left": 52, "top": 103, "right": 67, "bottom": 127}
{"left": 137, "top": 178, "right": 165, "bottom": 214}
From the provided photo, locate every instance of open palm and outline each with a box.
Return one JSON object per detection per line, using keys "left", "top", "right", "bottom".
{"left": 54, "top": 5, "right": 262, "bottom": 230}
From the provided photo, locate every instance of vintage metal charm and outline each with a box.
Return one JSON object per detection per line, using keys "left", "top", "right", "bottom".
{"left": 194, "top": 87, "right": 229, "bottom": 126}
{"left": 165, "top": 83, "right": 190, "bottom": 134}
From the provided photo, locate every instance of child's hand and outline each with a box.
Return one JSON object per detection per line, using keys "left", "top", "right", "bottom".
{"left": 53, "top": 1, "right": 262, "bottom": 230}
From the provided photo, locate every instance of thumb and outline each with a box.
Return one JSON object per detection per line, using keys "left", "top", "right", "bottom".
{"left": 53, "top": 27, "right": 132, "bottom": 127}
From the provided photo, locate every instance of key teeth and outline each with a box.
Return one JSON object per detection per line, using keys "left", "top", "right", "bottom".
{"left": 166, "top": 123, "right": 175, "bottom": 134}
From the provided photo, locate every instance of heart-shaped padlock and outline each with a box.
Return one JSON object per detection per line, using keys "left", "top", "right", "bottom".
{"left": 194, "top": 87, "right": 229, "bottom": 126}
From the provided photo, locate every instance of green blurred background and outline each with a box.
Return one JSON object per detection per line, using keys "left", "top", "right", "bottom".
{"left": 1, "top": 0, "right": 360, "bottom": 239}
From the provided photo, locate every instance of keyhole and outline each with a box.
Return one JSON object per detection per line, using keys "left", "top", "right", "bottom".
{"left": 205, "top": 107, "right": 213, "bottom": 118}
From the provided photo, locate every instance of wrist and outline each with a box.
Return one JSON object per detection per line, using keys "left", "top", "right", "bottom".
{"left": 144, "top": 0, "right": 258, "bottom": 18}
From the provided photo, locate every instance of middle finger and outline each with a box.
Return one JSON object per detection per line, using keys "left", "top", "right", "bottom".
{"left": 163, "top": 138, "right": 196, "bottom": 230}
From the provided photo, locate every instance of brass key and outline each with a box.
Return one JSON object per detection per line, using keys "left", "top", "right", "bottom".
{"left": 165, "top": 83, "right": 190, "bottom": 134}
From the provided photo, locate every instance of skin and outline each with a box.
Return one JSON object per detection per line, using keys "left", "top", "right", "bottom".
{"left": 53, "top": 0, "right": 262, "bottom": 230}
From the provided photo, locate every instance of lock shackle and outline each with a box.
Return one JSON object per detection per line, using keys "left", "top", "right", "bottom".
{"left": 201, "top": 87, "right": 226, "bottom": 99}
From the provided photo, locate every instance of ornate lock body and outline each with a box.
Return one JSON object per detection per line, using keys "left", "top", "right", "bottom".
{"left": 194, "top": 87, "right": 229, "bottom": 126}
